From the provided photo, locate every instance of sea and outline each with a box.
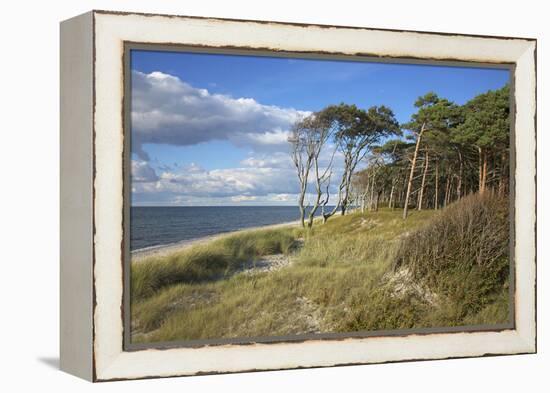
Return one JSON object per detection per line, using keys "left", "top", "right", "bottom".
{"left": 131, "top": 206, "right": 330, "bottom": 251}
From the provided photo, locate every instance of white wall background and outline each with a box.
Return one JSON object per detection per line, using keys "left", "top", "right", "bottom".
{"left": 0, "top": 0, "right": 546, "bottom": 390}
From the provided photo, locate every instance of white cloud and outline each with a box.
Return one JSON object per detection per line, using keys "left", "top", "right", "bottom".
{"left": 231, "top": 195, "right": 258, "bottom": 203}
{"left": 131, "top": 159, "right": 299, "bottom": 203}
{"left": 130, "top": 145, "right": 350, "bottom": 205}
{"left": 230, "top": 129, "right": 291, "bottom": 150}
{"left": 271, "top": 194, "right": 292, "bottom": 202}
{"left": 240, "top": 152, "right": 293, "bottom": 169}
{"left": 131, "top": 71, "right": 310, "bottom": 159}
{"left": 131, "top": 160, "right": 159, "bottom": 183}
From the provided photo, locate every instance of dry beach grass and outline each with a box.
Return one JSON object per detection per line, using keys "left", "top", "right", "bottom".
{"left": 130, "top": 193, "right": 510, "bottom": 344}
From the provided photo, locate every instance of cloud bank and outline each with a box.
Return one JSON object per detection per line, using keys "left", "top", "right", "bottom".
{"left": 129, "top": 71, "right": 346, "bottom": 205}
{"left": 131, "top": 71, "right": 309, "bottom": 159}
{"left": 131, "top": 160, "right": 300, "bottom": 205}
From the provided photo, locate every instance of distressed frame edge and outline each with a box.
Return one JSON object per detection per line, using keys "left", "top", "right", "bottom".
{"left": 90, "top": 11, "right": 537, "bottom": 381}
{"left": 91, "top": 8, "right": 537, "bottom": 42}
{"left": 513, "top": 41, "right": 537, "bottom": 353}
{"left": 59, "top": 11, "right": 95, "bottom": 381}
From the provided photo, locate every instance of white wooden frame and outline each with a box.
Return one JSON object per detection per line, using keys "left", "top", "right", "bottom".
{"left": 60, "top": 10, "right": 537, "bottom": 382}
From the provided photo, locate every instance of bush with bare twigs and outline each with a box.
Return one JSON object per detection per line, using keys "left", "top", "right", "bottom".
{"left": 393, "top": 192, "right": 509, "bottom": 320}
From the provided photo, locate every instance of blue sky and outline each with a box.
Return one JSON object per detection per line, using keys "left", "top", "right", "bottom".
{"left": 130, "top": 49, "right": 509, "bottom": 206}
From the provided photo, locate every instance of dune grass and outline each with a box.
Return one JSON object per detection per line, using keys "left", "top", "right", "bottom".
{"left": 131, "top": 195, "right": 510, "bottom": 344}
{"left": 131, "top": 228, "right": 298, "bottom": 300}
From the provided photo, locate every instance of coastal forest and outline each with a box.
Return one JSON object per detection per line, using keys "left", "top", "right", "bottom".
{"left": 289, "top": 85, "right": 510, "bottom": 225}
{"left": 130, "top": 85, "right": 511, "bottom": 344}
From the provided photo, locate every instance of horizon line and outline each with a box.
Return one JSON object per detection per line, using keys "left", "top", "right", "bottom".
{"left": 131, "top": 204, "right": 337, "bottom": 207}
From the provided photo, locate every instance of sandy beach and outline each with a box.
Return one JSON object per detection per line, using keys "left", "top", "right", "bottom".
{"left": 131, "top": 219, "right": 300, "bottom": 263}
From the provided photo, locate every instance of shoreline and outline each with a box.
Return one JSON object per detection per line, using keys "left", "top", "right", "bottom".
{"left": 131, "top": 219, "right": 300, "bottom": 263}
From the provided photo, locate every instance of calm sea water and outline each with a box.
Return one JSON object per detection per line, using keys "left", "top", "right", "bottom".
{"left": 131, "top": 206, "right": 328, "bottom": 251}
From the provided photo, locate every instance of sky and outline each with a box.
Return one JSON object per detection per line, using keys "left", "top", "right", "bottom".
{"left": 130, "top": 49, "right": 510, "bottom": 206}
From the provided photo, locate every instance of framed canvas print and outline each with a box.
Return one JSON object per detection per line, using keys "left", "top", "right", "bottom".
{"left": 60, "top": 10, "right": 537, "bottom": 382}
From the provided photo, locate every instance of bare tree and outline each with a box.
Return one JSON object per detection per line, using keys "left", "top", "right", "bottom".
{"left": 304, "top": 115, "right": 337, "bottom": 228}
{"left": 289, "top": 114, "right": 336, "bottom": 228}
{"left": 288, "top": 118, "right": 315, "bottom": 228}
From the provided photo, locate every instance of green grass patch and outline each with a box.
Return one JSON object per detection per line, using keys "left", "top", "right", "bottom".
{"left": 131, "top": 197, "right": 510, "bottom": 344}
{"left": 131, "top": 228, "right": 297, "bottom": 300}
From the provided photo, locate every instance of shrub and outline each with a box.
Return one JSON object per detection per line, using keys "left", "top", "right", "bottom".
{"left": 392, "top": 193, "right": 510, "bottom": 319}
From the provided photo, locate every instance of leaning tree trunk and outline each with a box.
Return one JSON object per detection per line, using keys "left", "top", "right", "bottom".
{"left": 478, "top": 146, "right": 488, "bottom": 195}
{"left": 388, "top": 182, "right": 395, "bottom": 210}
{"left": 299, "top": 185, "right": 309, "bottom": 227}
{"left": 340, "top": 160, "right": 357, "bottom": 216}
{"left": 307, "top": 158, "right": 324, "bottom": 229}
{"left": 457, "top": 150, "right": 463, "bottom": 200}
{"left": 403, "top": 123, "right": 425, "bottom": 219}
{"left": 369, "top": 173, "right": 377, "bottom": 212}
{"left": 417, "top": 151, "right": 429, "bottom": 211}
{"left": 298, "top": 199, "right": 306, "bottom": 228}
{"left": 434, "top": 158, "right": 439, "bottom": 210}
{"left": 298, "top": 166, "right": 310, "bottom": 228}
{"left": 481, "top": 150, "right": 488, "bottom": 195}
{"left": 478, "top": 146, "right": 482, "bottom": 193}
{"left": 498, "top": 151, "right": 507, "bottom": 196}
{"left": 443, "top": 175, "right": 451, "bottom": 208}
